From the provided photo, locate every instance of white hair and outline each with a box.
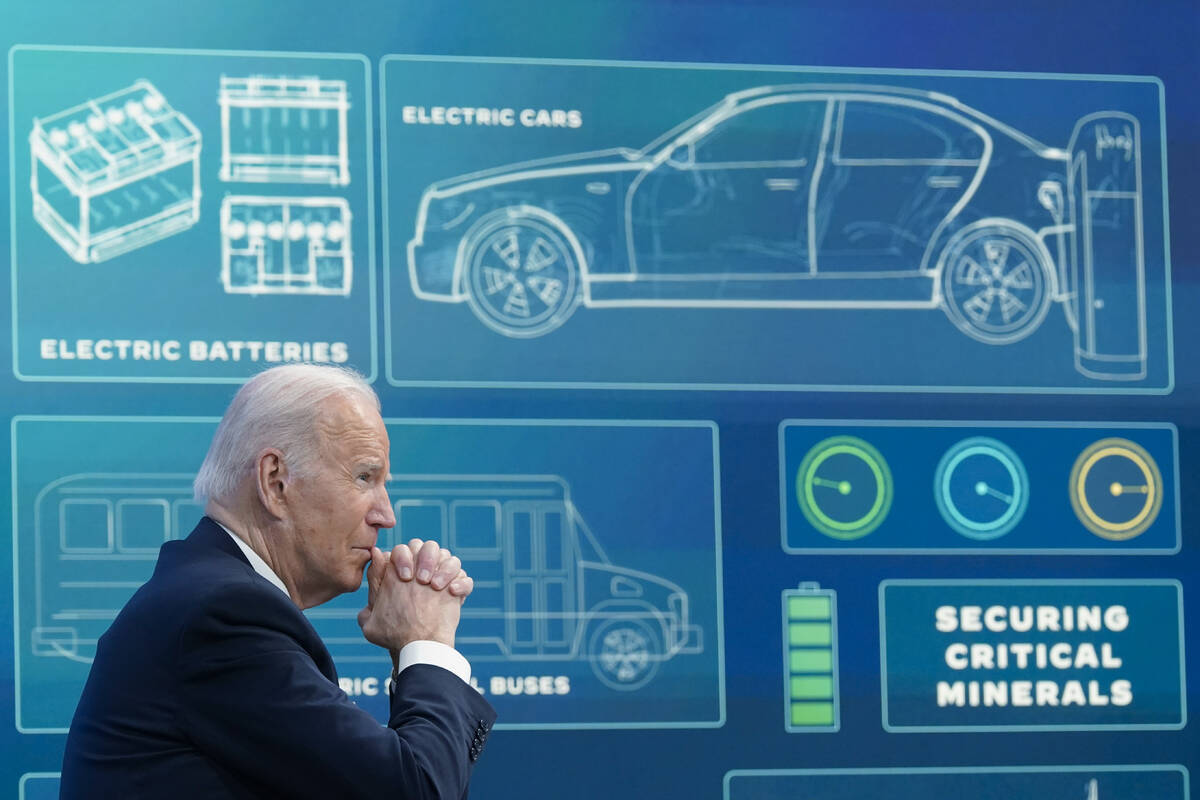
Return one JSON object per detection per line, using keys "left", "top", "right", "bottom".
{"left": 193, "top": 363, "right": 379, "bottom": 504}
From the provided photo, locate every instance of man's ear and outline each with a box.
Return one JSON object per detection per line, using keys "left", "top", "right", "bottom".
{"left": 256, "top": 448, "right": 289, "bottom": 519}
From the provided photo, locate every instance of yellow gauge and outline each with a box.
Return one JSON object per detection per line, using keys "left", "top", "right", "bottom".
{"left": 1069, "top": 438, "right": 1163, "bottom": 540}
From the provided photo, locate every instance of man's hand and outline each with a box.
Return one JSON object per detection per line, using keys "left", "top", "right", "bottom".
{"left": 356, "top": 540, "right": 473, "bottom": 630}
{"left": 390, "top": 538, "right": 474, "bottom": 597}
{"left": 359, "top": 542, "right": 473, "bottom": 653}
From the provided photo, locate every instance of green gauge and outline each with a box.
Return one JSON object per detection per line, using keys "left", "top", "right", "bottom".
{"left": 796, "top": 436, "right": 892, "bottom": 540}
{"left": 933, "top": 437, "right": 1029, "bottom": 540}
{"left": 1069, "top": 438, "right": 1163, "bottom": 540}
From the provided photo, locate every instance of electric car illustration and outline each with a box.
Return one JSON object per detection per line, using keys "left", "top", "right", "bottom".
{"left": 407, "top": 84, "right": 1146, "bottom": 379}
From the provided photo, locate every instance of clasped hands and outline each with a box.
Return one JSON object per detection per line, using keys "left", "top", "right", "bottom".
{"left": 357, "top": 539, "right": 474, "bottom": 657}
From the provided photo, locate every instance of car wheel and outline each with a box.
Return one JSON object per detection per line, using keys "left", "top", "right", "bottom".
{"left": 463, "top": 211, "right": 579, "bottom": 338}
{"left": 940, "top": 224, "right": 1053, "bottom": 345}
{"left": 587, "top": 617, "right": 661, "bottom": 691}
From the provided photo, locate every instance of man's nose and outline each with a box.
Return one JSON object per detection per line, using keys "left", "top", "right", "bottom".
{"left": 368, "top": 489, "right": 396, "bottom": 529}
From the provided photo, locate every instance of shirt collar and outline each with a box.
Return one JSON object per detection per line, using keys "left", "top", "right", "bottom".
{"left": 213, "top": 520, "right": 291, "bottom": 600}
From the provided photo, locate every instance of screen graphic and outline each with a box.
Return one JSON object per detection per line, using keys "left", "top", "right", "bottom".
{"left": 382, "top": 58, "right": 1170, "bottom": 392}
{"left": 11, "top": 417, "right": 723, "bottom": 732}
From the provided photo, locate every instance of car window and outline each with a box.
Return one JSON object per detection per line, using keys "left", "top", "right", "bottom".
{"left": 837, "top": 101, "right": 983, "bottom": 161}
{"left": 694, "top": 98, "right": 826, "bottom": 164}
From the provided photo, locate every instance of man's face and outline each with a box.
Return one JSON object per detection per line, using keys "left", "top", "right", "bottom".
{"left": 285, "top": 394, "right": 396, "bottom": 608}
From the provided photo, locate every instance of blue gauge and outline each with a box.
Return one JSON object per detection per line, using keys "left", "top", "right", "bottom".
{"left": 933, "top": 437, "right": 1029, "bottom": 540}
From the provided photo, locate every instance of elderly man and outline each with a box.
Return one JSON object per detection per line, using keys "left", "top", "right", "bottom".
{"left": 61, "top": 364, "right": 496, "bottom": 798}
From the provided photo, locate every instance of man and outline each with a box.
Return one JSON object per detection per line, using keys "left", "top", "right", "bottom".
{"left": 61, "top": 364, "right": 496, "bottom": 798}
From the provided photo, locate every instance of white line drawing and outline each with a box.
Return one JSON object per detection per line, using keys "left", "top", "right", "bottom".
{"left": 407, "top": 84, "right": 1148, "bottom": 380}
{"left": 1085, "top": 778, "right": 1099, "bottom": 800}
{"left": 219, "top": 75, "right": 350, "bottom": 185}
{"left": 30, "top": 474, "right": 202, "bottom": 663}
{"left": 31, "top": 474, "right": 702, "bottom": 692}
{"left": 30, "top": 80, "right": 201, "bottom": 263}
{"left": 220, "top": 196, "right": 352, "bottom": 295}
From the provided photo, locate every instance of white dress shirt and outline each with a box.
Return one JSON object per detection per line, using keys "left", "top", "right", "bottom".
{"left": 215, "top": 521, "right": 471, "bottom": 685}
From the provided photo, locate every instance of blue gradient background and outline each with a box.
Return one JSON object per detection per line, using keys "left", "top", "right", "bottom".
{"left": 2, "top": 1, "right": 1197, "bottom": 798}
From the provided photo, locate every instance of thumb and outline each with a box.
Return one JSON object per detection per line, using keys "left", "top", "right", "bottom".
{"left": 366, "top": 546, "right": 387, "bottom": 608}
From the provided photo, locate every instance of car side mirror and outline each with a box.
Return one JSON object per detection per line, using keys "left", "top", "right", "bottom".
{"left": 666, "top": 142, "right": 695, "bottom": 168}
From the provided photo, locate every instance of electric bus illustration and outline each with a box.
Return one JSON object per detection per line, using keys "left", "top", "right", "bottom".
{"left": 407, "top": 84, "right": 1147, "bottom": 380}
{"left": 30, "top": 473, "right": 701, "bottom": 691}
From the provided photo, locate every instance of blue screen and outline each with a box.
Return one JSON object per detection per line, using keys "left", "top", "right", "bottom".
{"left": 2, "top": 1, "right": 1197, "bottom": 797}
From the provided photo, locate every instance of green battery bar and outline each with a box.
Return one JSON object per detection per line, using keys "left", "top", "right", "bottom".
{"left": 782, "top": 583, "right": 839, "bottom": 732}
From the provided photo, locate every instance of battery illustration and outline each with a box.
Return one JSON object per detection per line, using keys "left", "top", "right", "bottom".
{"left": 30, "top": 80, "right": 202, "bottom": 263}
{"left": 782, "top": 583, "right": 839, "bottom": 732}
{"left": 218, "top": 75, "right": 350, "bottom": 186}
{"left": 220, "top": 196, "right": 352, "bottom": 295}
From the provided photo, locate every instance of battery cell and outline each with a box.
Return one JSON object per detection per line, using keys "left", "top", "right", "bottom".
{"left": 219, "top": 75, "right": 350, "bottom": 185}
{"left": 30, "top": 80, "right": 201, "bottom": 263}
{"left": 782, "top": 583, "right": 840, "bottom": 732}
{"left": 220, "top": 196, "right": 352, "bottom": 295}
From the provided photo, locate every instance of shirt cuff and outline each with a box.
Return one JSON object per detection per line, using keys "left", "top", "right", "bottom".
{"left": 395, "top": 640, "right": 472, "bottom": 685}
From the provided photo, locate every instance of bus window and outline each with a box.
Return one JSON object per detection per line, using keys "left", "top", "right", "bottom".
{"left": 544, "top": 579, "right": 568, "bottom": 645}
{"left": 116, "top": 499, "right": 171, "bottom": 552}
{"left": 450, "top": 501, "right": 501, "bottom": 555}
{"left": 396, "top": 501, "right": 446, "bottom": 542}
{"left": 543, "top": 510, "right": 565, "bottom": 571}
{"left": 59, "top": 499, "right": 113, "bottom": 553}
{"left": 512, "top": 579, "right": 535, "bottom": 645}
{"left": 510, "top": 511, "right": 534, "bottom": 572}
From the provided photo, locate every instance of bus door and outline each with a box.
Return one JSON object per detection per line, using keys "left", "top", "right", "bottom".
{"left": 445, "top": 499, "right": 505, "bottom": 651}
{"left": 505, "top": 501, "right": 576, "bottom": 656}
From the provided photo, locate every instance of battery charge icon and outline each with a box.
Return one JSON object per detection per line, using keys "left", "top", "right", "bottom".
{"left": 783, "top": 582, "right": 840, "bottom": 732}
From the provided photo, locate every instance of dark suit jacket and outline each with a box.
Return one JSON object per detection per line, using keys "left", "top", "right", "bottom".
{"left": 61, "top": 517, "right": 496, "bottom": 799}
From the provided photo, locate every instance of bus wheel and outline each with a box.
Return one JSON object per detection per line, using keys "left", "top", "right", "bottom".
{"left": 463, "top": 210, "right": 580, "bottom": 338}
{"left": 939, "top": 223, "right": 1052, "bottom": 345}
{"left": 587, "top": 618, "right": 661, "bottom": 691}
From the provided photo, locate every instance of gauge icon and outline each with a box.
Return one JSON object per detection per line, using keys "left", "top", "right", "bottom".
{"left": 933, "top": 437, "right": 1029, "bottom": 540}
{"left": 1069, "top": 438, "right": 1163, "bottom": 540}
{"left": 796, "top": 436, "right": 893, "bottom": 540}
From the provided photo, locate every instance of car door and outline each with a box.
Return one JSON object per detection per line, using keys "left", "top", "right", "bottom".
{"left": 629, "top": 96, "right": 829, "bottom": 278}
{"left": 813, "top": 97, "right": 985, "bottom": 274}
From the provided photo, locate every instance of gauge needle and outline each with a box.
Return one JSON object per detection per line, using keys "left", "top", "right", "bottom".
{"left": 974, "top": 481, "right": 1013, "bottom": 503}
{"left": 1110, "top": 482, "right": 1149, "bottom": 496}
{"left": 813, "top": 476, "right": 852, "bottom": 495}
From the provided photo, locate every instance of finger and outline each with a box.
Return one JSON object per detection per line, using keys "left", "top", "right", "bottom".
{"left": 366, "top": 546, "right": 388, "bottom": 606}
{"left": 390, "top": 543, "right": 415, "bottom": 581}
{"left": 414, "top": 539, "right": 441, "bottom": 584}
{"left": 448, "top": 570, "right": 474, "bottom": 599}
{"left": 430, "top": 555, "right": 462, "bottom": 591}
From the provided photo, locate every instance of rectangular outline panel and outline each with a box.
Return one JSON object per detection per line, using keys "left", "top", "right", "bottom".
{"left": 11, "top": 415, "right": 725, "bottom": 733}
{"left": 8, "top": 45, "right": 378, "bottom": 384}
{"left": 778, "top": 419, "right": 1180, "bottom": 554}
{"left": 877, "top": 578, "right": 1187, "bottom": 732}
{"left": 724, "top": 765, "right": 1190, "bottom": 799}
{"left": 381, "top": 54, "right": 1172, "bottom": 394}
